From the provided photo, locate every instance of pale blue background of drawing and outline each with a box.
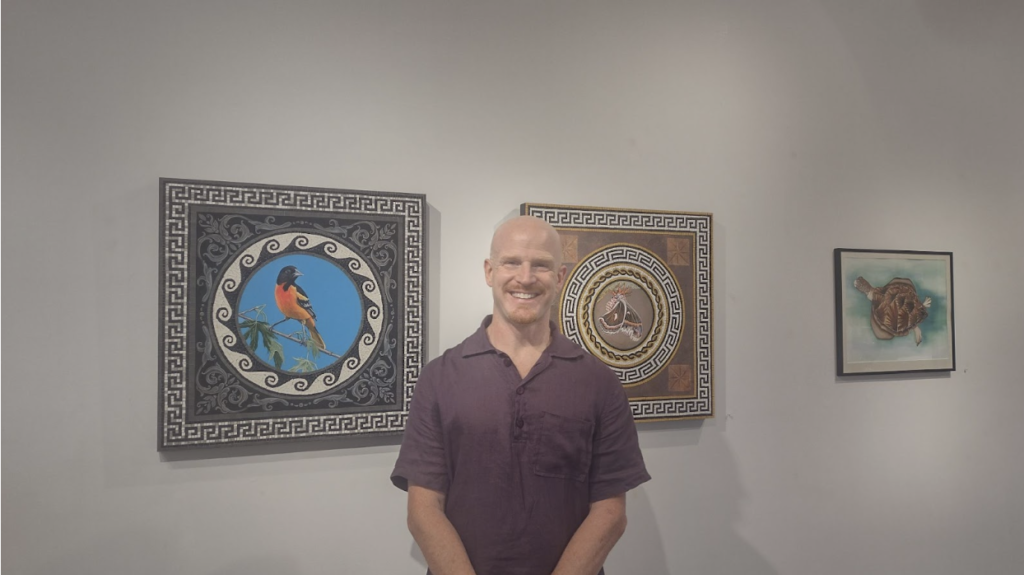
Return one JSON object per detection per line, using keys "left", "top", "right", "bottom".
{"left": 842, "top": 256, "right": 951, "bottom": 363}
{"left": 237, "top": 253, "right": 362, "bottom": 372}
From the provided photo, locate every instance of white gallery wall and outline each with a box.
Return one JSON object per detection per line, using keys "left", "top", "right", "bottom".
{"left": 3, "top": 1, "right": 1022, "bottom": 573}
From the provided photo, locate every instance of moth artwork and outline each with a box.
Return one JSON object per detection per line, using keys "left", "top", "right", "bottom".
{"left": 158, "top": 179, "right": 427, "bottom": 449}
{"left": 522, "top": 203, "right": 714, "bottom": 422}
{"left": 598, "top": 283, "right": 646, "bottom": 343}
{"left": 834, "top": 249, "right": 955, "bottom": 376}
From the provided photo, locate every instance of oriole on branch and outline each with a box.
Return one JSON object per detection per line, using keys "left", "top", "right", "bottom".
{"left": 274, "top": 265, "right": 326, "bottom": 350}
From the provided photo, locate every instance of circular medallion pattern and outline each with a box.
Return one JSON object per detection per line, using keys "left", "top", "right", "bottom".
{"left": 212, "top": 232, "right": 384, "bottom": 397}
{"left": 594, "top": 279, "right": 653, "bottom": 352}
{"left": 561, "top": 244, "right": 683, "bottom": 386}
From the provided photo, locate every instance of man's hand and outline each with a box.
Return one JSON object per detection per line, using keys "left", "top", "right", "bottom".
{"left": 550, "top": 494, "right": 628, "bottom": 575}
{"left": 407, "top": 483, "right": 477, "bottom": 575}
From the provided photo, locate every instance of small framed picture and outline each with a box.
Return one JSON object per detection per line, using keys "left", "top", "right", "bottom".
{"left": 834, "top": 248, "right": 955, "bottom": 376}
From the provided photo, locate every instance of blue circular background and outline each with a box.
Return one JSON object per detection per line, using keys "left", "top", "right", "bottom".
{"left": 237, "top": 253, "right": 362, "bottom": 373}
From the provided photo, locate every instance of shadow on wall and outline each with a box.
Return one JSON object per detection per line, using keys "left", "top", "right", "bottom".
{"left": 25, "top": 522, "right": 301, "bottom": 575}
{"left": 207, "top": 556, "right": 303, "bottom": 575}
{"left": 606, "top": 487, "right": 670, "bottom": 574}
{"left": 915, "top": 0, "right": 1024, "bottom": 45}
{"left": 411, "top": 536, "right": 427, "bottom": 570}
{"left": 607, "top": 431, "right": 779, "bottom": 575}
{"left": 26, "top": 525, "right": 172, "bottom": 575}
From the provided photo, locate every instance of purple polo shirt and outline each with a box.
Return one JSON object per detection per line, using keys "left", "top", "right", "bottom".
{"left": 392, "top": 317, "right": 650, "bottom": 575}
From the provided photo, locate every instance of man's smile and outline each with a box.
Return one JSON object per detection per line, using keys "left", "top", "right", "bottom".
{"left": 510, "top": 292, "right": 539, "bottom": 300}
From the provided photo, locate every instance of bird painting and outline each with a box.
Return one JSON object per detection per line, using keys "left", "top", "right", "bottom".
{"left": 274, "top": 265, "right": 326, "bottom": 350}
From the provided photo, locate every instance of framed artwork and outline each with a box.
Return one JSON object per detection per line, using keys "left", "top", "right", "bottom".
{"left": 834, "top": 248, "right": 955, "bottom": 376}
{"left": 159, "top": 178, "right": 426, "bottom": 449}
{"left": 522, "top": 203, "right": 714, "bottom": 421}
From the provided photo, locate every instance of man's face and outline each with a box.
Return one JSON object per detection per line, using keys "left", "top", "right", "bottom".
{"left": 485, "top": 221, "right": 567, "bottom": 328}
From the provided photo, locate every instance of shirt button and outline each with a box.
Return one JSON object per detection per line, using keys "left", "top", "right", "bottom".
{"left": 503, "top": 358, "right": 512, "bottom": 367}
{"left": 516, "top": 418, "right": 524, "bottom": 428}
{"left": 516, "top": 387, "right": 525, "bottom": 395}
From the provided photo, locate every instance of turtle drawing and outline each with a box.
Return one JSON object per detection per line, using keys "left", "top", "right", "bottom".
{"left": 854, "top": 276, "right": 932, "bottom": 346}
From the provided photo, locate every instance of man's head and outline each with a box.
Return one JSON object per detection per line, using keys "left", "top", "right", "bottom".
{"left": 485, "top": 216, "right": 567, "bottom": 328}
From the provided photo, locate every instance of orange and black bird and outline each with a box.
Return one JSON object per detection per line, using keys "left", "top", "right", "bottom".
{"left": 274, "top": 265, "right": 326, "bottom": 350}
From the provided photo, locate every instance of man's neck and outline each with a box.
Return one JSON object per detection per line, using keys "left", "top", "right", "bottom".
{"left": 486, "top": 316, "right": 552, "bottom": 379}
{"left": 486, "top": 315, "right": 552, "bottom": 356}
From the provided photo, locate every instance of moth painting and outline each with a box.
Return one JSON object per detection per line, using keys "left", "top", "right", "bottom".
{"left": 834, "top": 249, "right": 955, "bottom": 376}
{"left": 522, "top": 203, "right": 714, "bottom": 422}
{"left": 159, "top": 179, "right": 427, "bottom": 448}
{"left": 597, "top": 282, "right": 647, "bottom": 344}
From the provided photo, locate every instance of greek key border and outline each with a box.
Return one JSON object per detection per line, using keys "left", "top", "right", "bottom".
{"left": 159, "top": 179, "right": 426, "bottom": 448}
{"left": 522, "top": 203, "right": 714, "bottom": 421}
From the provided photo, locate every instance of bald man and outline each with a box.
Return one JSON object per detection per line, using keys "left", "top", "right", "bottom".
{"left": 392, "top": 216, "right": 650, "bottom": 575}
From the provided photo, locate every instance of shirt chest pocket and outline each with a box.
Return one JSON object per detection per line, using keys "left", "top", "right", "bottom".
{"left": 530, "top": 411, "right": 594, "bottom": 482}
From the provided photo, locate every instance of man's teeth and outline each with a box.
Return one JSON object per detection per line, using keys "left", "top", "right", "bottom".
{"left": 511, "top": 292, "right": 538, "bottom": 299}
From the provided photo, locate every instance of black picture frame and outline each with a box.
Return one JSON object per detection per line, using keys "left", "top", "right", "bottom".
{"left": 834, "top": 248, "right": 955, "bottom": 376}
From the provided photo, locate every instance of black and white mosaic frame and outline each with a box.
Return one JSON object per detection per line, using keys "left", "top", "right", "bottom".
{"left": 159, "top": 179, "right": 426, "bottom": 449}
{"left": 522, "top": 203, "right": 714, "bottom": 422}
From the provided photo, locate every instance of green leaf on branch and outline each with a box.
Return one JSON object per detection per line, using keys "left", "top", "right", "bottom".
{"left": 256, "top": 322, "right": 276, "bottom": 341}
{"left": 291, "top": 357, "right": 318, "bottom": 373}
{"left": 239, "top": 318, "right": 259, "bottom": 352}
{"left": 305, "top": 338, "right": 321, "bottom": 360}
{"left": 264, "top": 337, "right": 285, "bottom": 370}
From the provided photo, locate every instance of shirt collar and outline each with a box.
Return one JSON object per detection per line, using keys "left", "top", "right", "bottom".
{"left": 462, "top": 315, "right": 585, "bottom": 360}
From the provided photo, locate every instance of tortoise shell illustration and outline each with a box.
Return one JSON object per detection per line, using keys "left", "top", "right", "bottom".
{"left": 854, "top": 276, "right": 932, "bottom": 345}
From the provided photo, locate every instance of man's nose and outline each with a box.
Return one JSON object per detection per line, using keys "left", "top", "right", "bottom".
{"left": 515, "top": 264, "right": 537, "bottom": 284}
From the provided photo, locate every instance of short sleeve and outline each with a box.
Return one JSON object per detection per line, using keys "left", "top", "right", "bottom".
{"left": 390, "top": 362, "right": 450, "bottom": 493}
{"left": 588, "top": 372, "right": 651, "bottom": 502}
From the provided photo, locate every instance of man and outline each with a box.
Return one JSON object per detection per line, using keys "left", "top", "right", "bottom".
{"left": 391, "top": 216, "right": 650, "bottom": 575}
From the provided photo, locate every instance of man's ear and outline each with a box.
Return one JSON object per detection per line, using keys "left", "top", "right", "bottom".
{"left": 484, "top": 259, "right": 494, "bottom": 287}
{"left": 556, "top": 264, "right": 568, "bottom": 286}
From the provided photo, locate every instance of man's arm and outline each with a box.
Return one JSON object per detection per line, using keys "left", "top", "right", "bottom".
{"left": 550, "top": 493, "right": 628, "bottom": 575}
{"left": 407, "top": 483, "right": 477, "bottom": 575}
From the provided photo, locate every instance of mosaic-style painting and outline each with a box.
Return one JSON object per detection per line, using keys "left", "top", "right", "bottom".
{"left": 159, "top": 179, "right": 426, "bottom": 448}
{"left": 834, "top": 249, "right": 955, "bottom": 376}
{"left": 522, "top": 203, "right": 714, "bottom": 421}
